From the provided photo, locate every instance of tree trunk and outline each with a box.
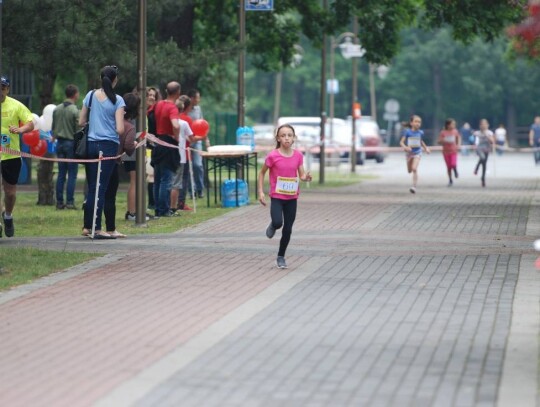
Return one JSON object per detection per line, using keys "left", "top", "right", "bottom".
{"left": 36, "top": 70, "right": 57, "bottom": 205}
{"left": 158, "top": 2, "right": 200, "bottom": 91}
{"left": 505, "top": 99, "right": 516, "bottom": 146}
{"left": 36, "top": 156, "right": 55, "bottom": 205}
{"left": 432, "top": 63, "right": 442, "bottom": 140}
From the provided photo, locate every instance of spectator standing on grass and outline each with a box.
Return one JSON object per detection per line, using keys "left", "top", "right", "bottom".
{"left": 170, "top": 97, "right": 194, "bottom": 212}
{"left": 102, "top": 92, "right": 138, "bottom": 238}
{"left": 80, "top": 65, "right": 125, "bottom": 239}
{"left": 145, "top": 87, "right": 160, "bottom": 210}
{"left": 0, "top": 75, "right": 34, "bottom": 238}
{"left": 187, "top": 89, "right": 208, "bottom": 199}
{"left": 52, "top": 84, "right": 80, "bottom": 210}
{"left": 177, "top": 95, "right": 196, "bottom": 211}
{"left": 151, "top": 81, "right": 181, "bottom": 217}
{"left": 529, "top": 116, "right": 540, "bottom": 165}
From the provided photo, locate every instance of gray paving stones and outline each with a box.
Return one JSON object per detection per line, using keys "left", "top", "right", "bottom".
{"left": 1, "top": 152, "right": 538, "bottom": 407}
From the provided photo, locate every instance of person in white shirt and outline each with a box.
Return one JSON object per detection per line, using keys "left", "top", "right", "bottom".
{"left": 170, "top": 97, "right": 194, "bottom": 212}
{"left": 494, "top": 123, "right": 507, "bottom": 156}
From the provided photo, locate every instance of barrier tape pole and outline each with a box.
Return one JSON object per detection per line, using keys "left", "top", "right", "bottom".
{"left": 188, "top": 149, "right": 196, "bottom": 213}
{"left": 90, "top": 151, "right": 103, "bottom": 239}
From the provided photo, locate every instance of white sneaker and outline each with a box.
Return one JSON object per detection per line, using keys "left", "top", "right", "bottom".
{"left": 409, "top": 187, "right": 416, "bottom": 194}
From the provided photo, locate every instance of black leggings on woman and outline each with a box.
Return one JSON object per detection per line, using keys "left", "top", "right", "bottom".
{"left": 270, "top": 198, "right": 297, "bottom": 257}
{"left": 475, "top": 150, "right": 489, "bottom": 181}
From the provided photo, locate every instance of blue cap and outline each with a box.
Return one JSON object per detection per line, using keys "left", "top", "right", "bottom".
{"left": 1, "top": 76, "right": 10, "bottom": 86}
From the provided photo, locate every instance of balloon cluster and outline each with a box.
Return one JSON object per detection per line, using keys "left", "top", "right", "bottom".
{"left": 21, "top": 104, "right": 56, "bottom": 156}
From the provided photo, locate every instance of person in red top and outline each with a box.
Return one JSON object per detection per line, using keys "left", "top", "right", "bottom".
{"left": 151, "top": 81, "right": 181, "bottom": 217}
{"left": 437, "top": 118, "right": 461, "bottom": 187}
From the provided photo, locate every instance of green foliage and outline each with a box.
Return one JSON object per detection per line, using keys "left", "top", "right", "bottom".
{"left": 421, "top": 0, "right": 526, "bottom": 43}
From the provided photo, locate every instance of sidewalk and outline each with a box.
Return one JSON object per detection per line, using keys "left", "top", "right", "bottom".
{"left": 0, "top": 152, "right": 538, "bottom": 407}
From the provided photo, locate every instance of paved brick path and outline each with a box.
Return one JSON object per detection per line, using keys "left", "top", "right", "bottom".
{"left": 0, "top": 152, "right": 538, "bottom": 407}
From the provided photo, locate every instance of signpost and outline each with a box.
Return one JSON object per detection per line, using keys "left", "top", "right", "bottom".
{"left": 245, "top": 0, "right": 274, "bottom": 11}
{"left": 383, "top": 98, "right": 400, "bottom": 145}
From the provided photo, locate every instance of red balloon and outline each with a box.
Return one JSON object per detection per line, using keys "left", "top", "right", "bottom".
{"left": 30, "top": 139, "right": 47, "bottom": 156}
{"left": 22, "top": 130, "right": 40, "bottom": 147}
{"left": 191, "top": 119, "right": 209, "bottom": 137}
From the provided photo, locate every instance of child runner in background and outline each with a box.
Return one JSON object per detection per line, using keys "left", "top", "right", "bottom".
{"left": 437, "top": 118, "right": 461, "bottom": 187}
{"left": 258, "top": 124, "right": 312, "bottom": 269}
{"left": 400, "top": 115, "right": 431, "bottom": 194}
{"left": 473, "top": 118, "right": 495, "bottom": 188}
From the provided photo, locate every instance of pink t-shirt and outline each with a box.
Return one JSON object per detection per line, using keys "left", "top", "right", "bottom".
{"left": 265, "top": 149, "right": 303, "bottom": 200}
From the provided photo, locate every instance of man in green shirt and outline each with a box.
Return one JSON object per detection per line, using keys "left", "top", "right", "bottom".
{"left": 52, "top": 84, "right": 80, "bottom": 209}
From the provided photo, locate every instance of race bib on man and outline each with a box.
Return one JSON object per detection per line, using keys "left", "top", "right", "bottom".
{"left": 444, "top": 135, "right": 456, "bottom": 143}
{"left": 408, "top": 136, "right": 421, "bottom": 147}
{"left": 0, "top": 134, "right": 10, "bottom": 147}
{"left": 276, "top": 176, "right": 299, "bottom": 195}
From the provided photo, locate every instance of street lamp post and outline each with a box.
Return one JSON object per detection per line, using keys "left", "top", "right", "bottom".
{"left": 329, "top": 32, "right": 364, "bottom": 169}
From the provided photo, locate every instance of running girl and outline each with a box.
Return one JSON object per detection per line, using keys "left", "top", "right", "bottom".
{"left": 473, "top": 118, "right": 494, "bottom": 188}
{"left": 258, "top": 124, "right": 312, "bottom": 269}
{"left": 437, "top": 118, "right": 461, "bottom": 186}
{"left": 400, "top": 115, "right": 431, "bottom": 193}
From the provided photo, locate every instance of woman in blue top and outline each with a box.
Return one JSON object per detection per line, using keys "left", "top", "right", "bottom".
{"left": 80, "top": 65, "right": 126, "bottom": 239}
{"left": 400, "top": 114, "right": 430, "bottom": 194}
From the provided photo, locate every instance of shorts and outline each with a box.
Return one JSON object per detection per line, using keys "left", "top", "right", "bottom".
{"left": 406, "top": 151, "right": 422, "bottom": 160}
{"left": 1, "top": 157, "right": 22, "bottom": 185}
{"left": 443, "top": 153, "right": 457, "bottom": 169}
{"left": 123, "top": 160, "right": 136, "bottom": 172}
{"left": 171, "top": 163, "right": 185, "bottom": 189}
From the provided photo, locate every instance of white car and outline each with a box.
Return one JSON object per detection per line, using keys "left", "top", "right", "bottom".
{"left": 276, "top": 116, "right": 384, "bottom": 164}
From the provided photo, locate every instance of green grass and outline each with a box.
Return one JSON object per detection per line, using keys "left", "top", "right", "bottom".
{"left": 10, "top": 189, "right": 233, "bottom": 237}
{"left": 0, "top": 247, "right": 97, "bottom": 290}
{"left": 0, "top": 186, "right": 232, "bottom": 291}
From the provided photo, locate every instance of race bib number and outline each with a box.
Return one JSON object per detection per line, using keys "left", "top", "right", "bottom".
{"left": 408, "top": 136, "right": 421, "bottom": 147}
{"left": 444, "top": 135, "right": 456, "bottom": 143}
{"left": 276, "top": 176, "right": 299, "bottom": 195}
{"left": 0, "top": 134, "right": 10, "bottom": 147}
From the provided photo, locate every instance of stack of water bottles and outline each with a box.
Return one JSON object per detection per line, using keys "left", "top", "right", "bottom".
{"left": 221, "top": 179, "right": 249, "bottom": 208}
{"left": 235, "top": 126, "right": 255, "bottom": 151}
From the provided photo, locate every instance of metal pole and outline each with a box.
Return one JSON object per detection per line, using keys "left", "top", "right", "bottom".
{"left": 91, "top": 152, "right": 104, "bottom": 239}
{"left": 238, "top": 0, "right": 246, "bottom": 127}
{"left": 319, "top": 0, "right": 328, "bottom": 184}
{"left": 329, "top": 36, "right": 335, "bottom": 147}
{"left": 351, "top": 18, "right": 358, "bottom": 173}
{"left": 135, "top": 0, "right": 147, "bottom": 225}
{"left": 272, "top": 70, "right": 282, "bottom": 125}
{"left": 369, "top": 63, "right": 377, "bottom": 121}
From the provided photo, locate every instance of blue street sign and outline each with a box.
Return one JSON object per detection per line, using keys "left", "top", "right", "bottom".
{"left": 245, "top": 0, "right": 274, "bottom": 11}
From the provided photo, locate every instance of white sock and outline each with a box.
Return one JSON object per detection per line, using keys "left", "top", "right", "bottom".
{"left": 3, "top": 212, "right": 12, "bottom": 219}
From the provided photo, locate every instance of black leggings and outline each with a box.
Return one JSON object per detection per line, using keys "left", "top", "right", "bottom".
{"left": 270, "top": 198, "right": 297, "bottom": 257}
{"left": 104, "top": 164, "right": 119, "bottom": 232}
{"left": 475, "top": 151, "right": 489, "bottom": 181}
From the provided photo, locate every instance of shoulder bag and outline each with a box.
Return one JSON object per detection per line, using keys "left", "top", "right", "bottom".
{"left": 74, "top": 90, "right": 95, "bottom": 159}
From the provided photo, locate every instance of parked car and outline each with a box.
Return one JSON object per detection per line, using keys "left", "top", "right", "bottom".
{"left": 275, "top": 116, "right": 385, "bottom": 164}
{"left": 253, "top": 124, "right": 275, "bottom": 147}
{"left": 276, "top": 116, "right": 350, "bottom": 150}
{"left": 356, "top": 117, "right": 385, "bottom": 163}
